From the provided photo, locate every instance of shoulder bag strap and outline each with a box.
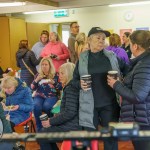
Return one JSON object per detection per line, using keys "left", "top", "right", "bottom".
{"left": 22, "top": 59, "right": 35, "bottom": 76}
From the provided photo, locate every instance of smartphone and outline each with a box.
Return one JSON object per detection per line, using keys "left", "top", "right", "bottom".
{"left": 50, "top": 53, "right": 57, "bottom": 59}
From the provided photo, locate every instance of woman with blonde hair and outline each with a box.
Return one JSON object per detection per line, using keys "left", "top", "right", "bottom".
{"left": 31, "top": 57, "right": 62, "bottom": 131}
{"left": 40, "top": 62, "right": 81, "bottom": 150}
{"left": 1, "top": 76, "right": 33, "bottom": 130}
{"left": 40, "top": 32, "right": 70, "bottom": 72}
{"left": 75, "top": 32, "right": 89, "bottom": 59}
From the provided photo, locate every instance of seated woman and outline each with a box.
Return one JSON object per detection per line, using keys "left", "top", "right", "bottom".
{"left": 31, "top": 57, "right": 62, "bottom": 132}
{"left": 0, "top": 76, "right": 33, "bottom": 131}
{"left": 40, "top": 62, "right": 81, "bottom": 150}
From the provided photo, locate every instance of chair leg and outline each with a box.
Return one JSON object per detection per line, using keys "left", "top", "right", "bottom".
{"left": 24, "top": 124, "right": 29, "bottom": 133}
{"left": 30, "top": 120, "right": 36, "bottom": 133}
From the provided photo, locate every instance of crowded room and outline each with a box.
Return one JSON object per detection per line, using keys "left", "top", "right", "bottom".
{"left": 0, "top": 0, "right": 150, "bottom": 150}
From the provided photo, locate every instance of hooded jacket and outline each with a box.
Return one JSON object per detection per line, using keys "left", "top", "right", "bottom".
{"left": 5, "top": 78, "right": 34, "bottom": 125}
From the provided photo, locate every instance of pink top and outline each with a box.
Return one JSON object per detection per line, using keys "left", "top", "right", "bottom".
{"left": 40, "top": 41, "right": 70, "bottom": 72}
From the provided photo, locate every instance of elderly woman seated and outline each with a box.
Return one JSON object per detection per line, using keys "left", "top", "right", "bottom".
{"left": 40, "top": 62, "right": 81, "bottom": 150}
{"left": 0, "top": 76, "right": 33, "bottom": 131}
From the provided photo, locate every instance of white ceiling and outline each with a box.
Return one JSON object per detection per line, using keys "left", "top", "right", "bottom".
{"left": 0, "top": 0, "right": 148, "bottom": 14}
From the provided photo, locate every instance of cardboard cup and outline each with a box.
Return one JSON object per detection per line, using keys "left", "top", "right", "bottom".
{"left": 108, "top": 71, "right": 118, "bottom": 79}
{"left": 39, "top": 114, "right": 48, "bottom": 121}
{"left": 81, "top": 75, "right": 92, "bottom": 90}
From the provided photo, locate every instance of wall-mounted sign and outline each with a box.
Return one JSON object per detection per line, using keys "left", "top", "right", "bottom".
{"left": 136, "top": 27, "right": 149, "bottom": 31}
{"left": 53, "top": 9, "right": 69, "bottom": 18}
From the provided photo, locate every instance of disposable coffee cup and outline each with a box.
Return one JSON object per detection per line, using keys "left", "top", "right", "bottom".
{"left": 81, "top": 75, "right": 92, "bottom": 90}
{"left": 108, "top": 71, "right": 118, "bottom": 79}
{"left": 39, "top": 114, "right": 48, "bottom": 121}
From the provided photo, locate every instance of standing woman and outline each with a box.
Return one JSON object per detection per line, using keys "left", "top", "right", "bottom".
{"left": 121, "top": 32, "right": 132, "bottom": 58}
{"left": 75, "top": 32, "right": 89, "bottom": 60}
{"left": 16, "top": 40, "right": 42, "bottom": 86}
{"left": 107, "top": 30, "right": 150, "bottom": 150}
{"left": 40, "top": 32, "right": 70, "bottom": 72}
{"left": 31, "top": 57, "right": 62, "bottom": 132}
{"left": 106, "top": 33, "right": 129, "bottom": 63}
{"left": 73, "top": 27, "right": 128, "bottom": 150}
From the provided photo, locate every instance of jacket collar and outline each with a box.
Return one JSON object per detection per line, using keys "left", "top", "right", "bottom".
{"left": 130, "top": 51, "right": 149, "bottom": 66}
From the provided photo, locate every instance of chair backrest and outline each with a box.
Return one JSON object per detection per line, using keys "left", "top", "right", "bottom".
{"left": 15, "top": 112, "right": 32, "bottom": 126}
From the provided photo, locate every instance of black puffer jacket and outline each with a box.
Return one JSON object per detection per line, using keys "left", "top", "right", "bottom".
{"left": 114, "top": 52, "right": 150, "bottom": 126}
{"left": 49, "top": 80, "right": 81, "bottom": 131}
{"left": 16, "top": 48, "right": 41, "bottom": 86}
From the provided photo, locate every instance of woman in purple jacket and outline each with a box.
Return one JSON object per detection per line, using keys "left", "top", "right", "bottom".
{"left": 106, "top": 33, "right": 129, "bottom": 63}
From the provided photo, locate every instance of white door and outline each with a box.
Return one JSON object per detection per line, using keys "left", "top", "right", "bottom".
{"left": 62, "top": 24, "right": 70, "bottom": 47}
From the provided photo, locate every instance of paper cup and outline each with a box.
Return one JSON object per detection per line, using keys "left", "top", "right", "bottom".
{"left": 81, "top": 75, "right": 92, "bottom": 90}
{"left": 39, "top": 114, "right": 48, "bottom": 121}
{"left": 108, "top": 71, "right": 118, "bottom": 79}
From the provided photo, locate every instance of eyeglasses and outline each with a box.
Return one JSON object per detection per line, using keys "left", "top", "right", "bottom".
{"left": 72, "top": 26, "right": 80, "bottom": 28}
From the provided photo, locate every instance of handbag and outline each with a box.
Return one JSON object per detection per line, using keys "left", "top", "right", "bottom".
{"left": 22, "top": 59, "right": 34, "bottom": 76}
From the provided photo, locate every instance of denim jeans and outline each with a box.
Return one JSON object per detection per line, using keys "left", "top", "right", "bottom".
{"left": 33, "top": 95, "right": 57, "bottom": 132}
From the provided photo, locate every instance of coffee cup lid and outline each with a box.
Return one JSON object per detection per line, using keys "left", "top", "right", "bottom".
{"left": 40, "top": 114, "right": 47, "bottom": 118}
{"left": 81, "top": 75, "right": 91, "bottom": 77}
{"left": 108, "top": 71, "right": 118, "bottom": 74}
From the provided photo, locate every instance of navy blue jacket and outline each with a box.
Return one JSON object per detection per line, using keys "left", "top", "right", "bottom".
{"left": 114, "top": 52, "right": 150, "bottom": 126}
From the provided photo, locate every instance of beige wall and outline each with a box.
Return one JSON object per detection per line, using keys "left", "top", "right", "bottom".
{"left": 26, "top": 23, "right": 49, "bottom": 48}
{"left": 19, "top": 4, "right": 150, "bottom": 35}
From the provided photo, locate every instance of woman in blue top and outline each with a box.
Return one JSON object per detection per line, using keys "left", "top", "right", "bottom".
{"left": 1, "top": 76, "right": 33, "bottom": 129}
{"left": 31, "top": 57, "right": 62, "bottom": 131}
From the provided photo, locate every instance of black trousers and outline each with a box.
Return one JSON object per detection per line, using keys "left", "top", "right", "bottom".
{"left": 84, "top": 103, "right": 120, "bottom": 150}
{"left": 39, "top": 126, "right": 67, "bottom": 150}
{"left": 132, "top": 126, "right": 150, "bottom": 150}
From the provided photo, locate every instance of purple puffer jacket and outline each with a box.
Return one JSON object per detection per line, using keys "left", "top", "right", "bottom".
{"left": 106, "top": 46, "right": 129, "bottom": 63}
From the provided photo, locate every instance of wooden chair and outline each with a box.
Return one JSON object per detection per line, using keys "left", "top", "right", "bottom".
{"left": 15, "top": 112, "right": 36, "bottom": 133}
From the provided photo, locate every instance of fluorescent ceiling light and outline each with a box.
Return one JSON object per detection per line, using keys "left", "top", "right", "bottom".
{"left": 0, "top": 2, "right": 26, "bottom": 7}
{"left": 109, "top": 1, "right": 150, "bottom": 7}
{"left": 23, "top": 10, "right": 54, "bottom": 14}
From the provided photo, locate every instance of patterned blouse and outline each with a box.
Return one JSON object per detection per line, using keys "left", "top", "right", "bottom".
{"left": 31, "top": 73, "right": 62, "bottom": 98}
